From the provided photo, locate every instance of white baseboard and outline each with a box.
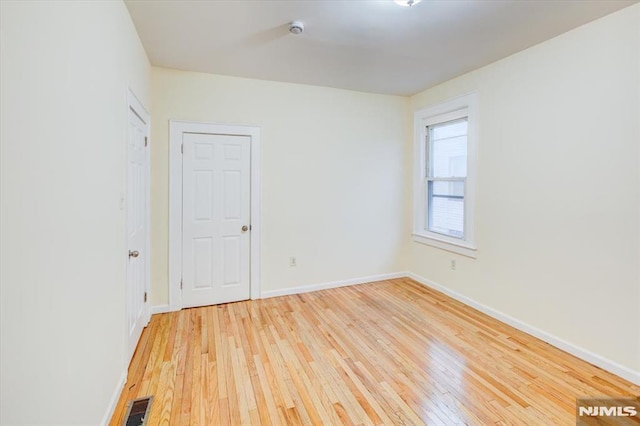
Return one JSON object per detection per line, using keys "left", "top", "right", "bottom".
{"left": 406, "top": 272, "right": 640, "bottom": 385}
{"left": 260, "top": 272, "right": 406, "bottom": 299}
{"left": 151, "top": 273, "right": 406, "bottom": 310}
{"left": 150, "top": 304, "right": 172, "bottom": 315}
{"left": 100, "top": 370, "right": 126, "bottom": 426}
{"left": 146, "top": 271, "right": 639, "bottom": 385}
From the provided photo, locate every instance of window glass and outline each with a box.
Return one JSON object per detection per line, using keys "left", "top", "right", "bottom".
{"left": 428, "top": 119, "right": 467, "bottom": 178}
{"left": 427, "top": 181, "right": 465, "bottom": 238}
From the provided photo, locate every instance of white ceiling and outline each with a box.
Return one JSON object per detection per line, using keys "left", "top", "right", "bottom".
{"left": 125, "top": 0, "right": 637, "bottom": 96}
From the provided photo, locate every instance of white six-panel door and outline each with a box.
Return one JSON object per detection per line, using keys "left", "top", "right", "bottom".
{"left": 181, "top": 132, "right": 251, "bottom": 308}
{"left": 126, "top": 103, "right": 149, "bottom": 360}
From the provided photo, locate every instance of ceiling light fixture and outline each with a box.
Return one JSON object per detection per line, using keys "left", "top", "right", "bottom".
{"left": 289, "top": 21, "right": 304, "bottom": 35}
{"left": 394, "top": 0, "right": 421, "bottom": 6}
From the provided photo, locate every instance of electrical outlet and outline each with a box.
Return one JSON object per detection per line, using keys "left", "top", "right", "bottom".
{"left": 289, "top": 256, "right": 297, "bottom": 267}
{"left": 451, "top": 259, "right": 456, "bottom": 270}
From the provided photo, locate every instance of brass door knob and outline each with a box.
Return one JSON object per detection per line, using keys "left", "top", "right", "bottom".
{"left": 129, "top": 250, "right": 140, "bottom": 258}
{"left": 241, "top": 225, "right": 249, "bottom": 232}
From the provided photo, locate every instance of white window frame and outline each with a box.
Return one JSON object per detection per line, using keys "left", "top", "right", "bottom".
{"left": 413, "top": 93, "right": 478, "bottom": 258}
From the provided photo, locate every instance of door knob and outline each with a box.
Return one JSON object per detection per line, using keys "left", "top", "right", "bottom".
{"left": 241, "top": 225, "right": 249, "bottom": 232}
{"left": 129, "top": 250, "right": 140, "bottom": 258}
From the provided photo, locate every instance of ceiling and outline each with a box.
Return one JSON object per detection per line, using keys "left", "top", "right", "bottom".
{"left": 125, "top": 0, "right": 637, "bottom": 96}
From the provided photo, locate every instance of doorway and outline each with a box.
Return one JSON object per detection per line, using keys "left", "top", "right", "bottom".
{"left": 126, "top": 91, "right": 150, "bottom": 361}
{"left": 169, "top": 122, "right": 261, "bottom": 310}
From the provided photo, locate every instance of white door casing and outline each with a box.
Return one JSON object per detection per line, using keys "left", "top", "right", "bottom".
{"left": 182, "top": 133, "right": 251, "bottom": 307}
{"left": 169, "top": 122, "right": 261, "bottom": 311}
{"left": 126, "top": 91, "right": 150, "bottom": 361}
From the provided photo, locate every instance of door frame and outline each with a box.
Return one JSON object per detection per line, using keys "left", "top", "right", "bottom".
{"left": 169, "top": 121, "right": 262, "bottom": 311}
{"left": 126, "top": 89, "right": 151, "bottom": 361}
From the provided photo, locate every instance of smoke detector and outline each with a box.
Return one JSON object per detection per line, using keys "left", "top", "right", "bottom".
{"left": 289, "top": 21, "right": 304, "bottom": 35}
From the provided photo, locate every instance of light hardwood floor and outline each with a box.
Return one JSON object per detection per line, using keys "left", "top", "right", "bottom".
{"left": 110, "top": 278, "right": 639, "bottom": 425}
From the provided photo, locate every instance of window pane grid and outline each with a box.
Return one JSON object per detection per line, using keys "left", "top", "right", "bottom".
{"left": 426, "top": 118, "right": 468, "bottom": 179}
{"left": 413, "top": 93, "right": 476, "bottom": 255}
{"left": 426, "top": 178, "right": 465, "bottom": 239}
{"left": 425, "top": 117, "right": 468, "bottom": 240}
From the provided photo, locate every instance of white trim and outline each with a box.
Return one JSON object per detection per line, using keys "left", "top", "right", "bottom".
{"left": 100, "top": 371, "right": 126, "bottom": 426}
{"left": 407, "top": 272, "right": 640, "bottom": 385}
{"left": 145, "top": 271, "right": 639, "bottom": 385}
{"left": 150, "top": 304, "right": 172, "bottom": 315}
{"left": 412, "top": 234, "right": 477, "bottom": 258}
{"left": 169, "top": 120, "right": 262, "bottom": 311}
{"left": 261, "top": 272, "right": 406, "bottom": 299}
{"left": 413, "top": 92, "right": 478, "bottom": 255}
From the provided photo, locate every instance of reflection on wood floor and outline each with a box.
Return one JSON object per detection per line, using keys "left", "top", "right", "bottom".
{"left": 110, "top": 278, "right": 639, "bottom": 425}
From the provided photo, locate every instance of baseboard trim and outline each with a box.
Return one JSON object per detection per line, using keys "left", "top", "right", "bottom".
{"left": 147, "top": 272, "right": 639, "bottom": 385}
{"left": 150, "top": 304, "right": 172, "bottom": 315}
{"left": 406, "top": 272, "right": 640, "bottom": 385}
{"left": 100, "top": 370, "right": 126, "bottom": 426}
{"left": 260, "top": 272, "right": 406, "bottom": 299}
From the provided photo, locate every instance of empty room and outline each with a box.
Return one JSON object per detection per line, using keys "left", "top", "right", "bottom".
{"left": 1, "top": 0, "right": 639, "bottom": 425}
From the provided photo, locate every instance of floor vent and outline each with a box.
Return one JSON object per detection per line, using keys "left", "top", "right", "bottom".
{"left": 123, "top": 396, "right": 153, "bottom": 426}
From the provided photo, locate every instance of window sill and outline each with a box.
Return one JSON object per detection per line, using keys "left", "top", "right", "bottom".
{"left": 412, "top": 233, "right": 477, "bottom": 258}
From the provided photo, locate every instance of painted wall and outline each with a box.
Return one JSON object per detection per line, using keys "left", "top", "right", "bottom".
{"left": 150, "top": 68, "right": 409, "bottom": 304}
{"left": 0, "top": 1, "right": 150, "bottom": 424}
{"left": 408, "top": 4, "right": 640, "bottom": 376}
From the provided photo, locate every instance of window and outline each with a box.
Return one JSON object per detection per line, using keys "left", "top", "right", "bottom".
{"left": 413, "top": 93, "right": 477, "bottom": 257}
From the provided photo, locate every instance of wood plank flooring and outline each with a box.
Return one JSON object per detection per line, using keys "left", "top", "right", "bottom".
{"left": 110, "top": 278, "right": 639, "bottom": 425}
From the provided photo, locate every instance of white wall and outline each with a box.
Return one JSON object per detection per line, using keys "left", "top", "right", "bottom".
{"left": 151, "top": 68, "right": 409, "bottom": 304}
{"left": 0, "top": 1, "right": 150, "bottom": 424}
{"left": 408, "top": 4, "right": 640, "bottom": 376}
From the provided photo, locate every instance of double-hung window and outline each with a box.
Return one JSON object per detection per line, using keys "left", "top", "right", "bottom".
{"left": 413, "top": 93, "right": 477, "bottom": 257}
